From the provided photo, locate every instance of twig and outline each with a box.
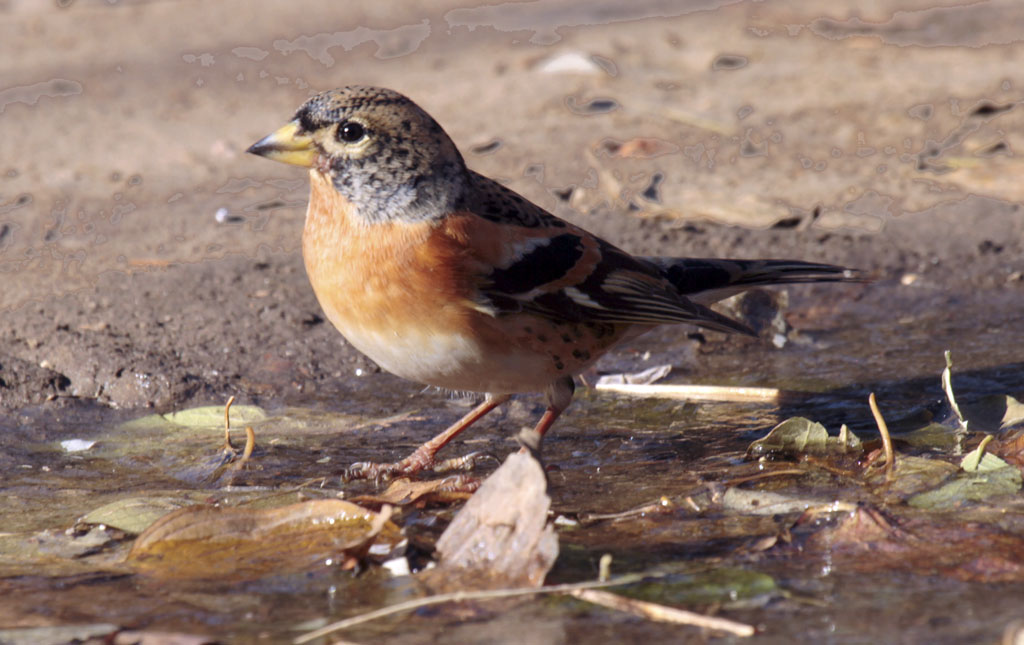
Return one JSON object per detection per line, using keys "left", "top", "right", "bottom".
{"left": 580, "top": 497, "right": 675, "bottom": 523}
{"left": 223, "top": 395, "right": 236, "bottom": 451}
{"left": 942, "top": 350, "right": 968, "bottom": 455}
{"left": 569, "top": 588, "right": 755, "bottom": 637}
{"left": 838, "top": 424, "right": 851, "bottom": 451}
{"left": 725, "top": 468, "right": 806, "bottom": 487}
{"left": 231, "top": 426, "right": 256, "bottom": 471}
{"left": 801, "top": 455, "right": 862, "bottom": 478}
{"left": 963, "top": 434, "right": 995, "bottom": 472}
{"left": 294, "top": 570, "right": 753, "bottom": 643}
{"left": 598, "top": 554, "right": 612, "bottom": 582}
{"left": 868, "top": 392, "right": 895, "bottom": 483}
{"left": 977, "top": 434, "right": 994, "bottom": 458}
{"left": 941, "top": 350, "right": 966, "bottom": 425}
{"left": 294, "top": 575, "right": 645, "bottom": 643}
{"left": 594, "top": 382, "right": 784, "bottom": 402}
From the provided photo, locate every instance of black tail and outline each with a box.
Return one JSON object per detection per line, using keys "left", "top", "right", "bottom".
{"left": 643, "top": 257, "right": 860, "bottom": 305}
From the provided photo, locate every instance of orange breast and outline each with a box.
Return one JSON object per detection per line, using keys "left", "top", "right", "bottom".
{"left": 299, "top": 170, "right": 631, "bottom": 394}
{"left": 301, "top": 171, "right": 498, "bottom": 388}
{"left": 304, "top": 173, "right": 465, "bottom": 326}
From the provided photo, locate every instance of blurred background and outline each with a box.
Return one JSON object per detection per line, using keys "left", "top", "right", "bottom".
{"left": 4, "top": 0, "right": 1023, "bottom": 306}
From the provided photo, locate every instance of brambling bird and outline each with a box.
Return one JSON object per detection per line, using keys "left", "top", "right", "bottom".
{"left": 248, "top": 86, "right": 855, "bottom": 482}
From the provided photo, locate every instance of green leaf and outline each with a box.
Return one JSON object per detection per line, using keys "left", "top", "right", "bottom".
{"left": 80, "top": 496, "right": 192, "bottom": 535}
{"left": 909, "top": 441, "right": 1022, "bottom": 509}
{"left": 898, "top": 423, "right": 961, "bottom": 450}
{"left": 960, "top": 436, "right": 1009, "bottom": 473}
{"left": 874, "top": 455, "right": 959, "bottom": 499}
{"left": 747, "top": 417, "right": 861, "bottom": 457}
{"left": 162, "top": 405, "right": 267, "bottom": 428}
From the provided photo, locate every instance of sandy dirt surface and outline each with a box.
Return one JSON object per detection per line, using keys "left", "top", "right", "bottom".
{"left": 2, "top": 0, "right": 1023, "bottom": 415}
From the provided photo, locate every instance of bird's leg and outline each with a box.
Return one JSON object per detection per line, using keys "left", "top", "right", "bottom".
{"left": 343, "top": 393, "right": 511, "bottom": 483}
{"left": 538, "top": 376, "right": 575, "bottom": 437}
{"left": 518, "top": 376, "right": 576, "bottom": 459}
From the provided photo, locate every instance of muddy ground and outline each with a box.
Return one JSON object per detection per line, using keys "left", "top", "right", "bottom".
{"left": 2, "top": 0, "right": 1024, "bottom": 417}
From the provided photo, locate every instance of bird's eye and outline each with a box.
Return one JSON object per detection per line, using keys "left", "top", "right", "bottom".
{"left": 337, "top": 121, "right": 366, "bottom": 143}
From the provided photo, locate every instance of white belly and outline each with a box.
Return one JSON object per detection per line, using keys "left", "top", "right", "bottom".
{"left": 332, "top": 317, "right": 556, "bottom": 395}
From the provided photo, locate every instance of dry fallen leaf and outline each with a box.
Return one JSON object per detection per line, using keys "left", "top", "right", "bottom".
{"left": 747, "top": 417, "right": 862, "bottom": 458}
{"left": 800, "top": 504, "right": 1024, "bottom": 583}
{"left": 424, "top": 450, "right": 558, "bottom": 590}
{"left": 127, "top": 499, "right": 402, "bottom": 580}
{"left": 351, "top": 476, "right": 475, "bottom": 507}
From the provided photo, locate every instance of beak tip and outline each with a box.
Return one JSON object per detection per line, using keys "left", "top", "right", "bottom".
{"left": 245, "top": 122, "right": 317, "bottom": 168}
{"left": 245, "top": 135, "right": 274, "bottom": 158}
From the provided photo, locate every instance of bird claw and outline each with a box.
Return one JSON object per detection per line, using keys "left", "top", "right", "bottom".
{"left": 341, "top": 450, "right": 497, "bottom": 485}
{"left": 342, "top": 445, "right": 436, "bottom": 484}
{"left": 341, "top": 460, "right": 410, "bottom": 485}
{"left": 431, "top": 451, "right": 498, "bottom": 474}
{"left": 433, "top": 474, "right": 482, "bottom": 494}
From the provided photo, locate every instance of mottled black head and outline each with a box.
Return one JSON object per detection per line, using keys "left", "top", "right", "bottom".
{"left": 292, "top": 86, "right": 469, "bottom": 223}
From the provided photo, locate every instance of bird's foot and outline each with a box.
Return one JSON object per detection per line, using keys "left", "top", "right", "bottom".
{"left": 426, "top": 473, "right": 484, "bottom": 494}
{"left": 342, "top": 449, "right": 497, "bottom": 485}
{"left": 431, "top": 451, "right": 499, "bottom": 474}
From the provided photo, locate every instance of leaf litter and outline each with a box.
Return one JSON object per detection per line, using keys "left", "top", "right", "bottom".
{"left": 6, "top": 352, "right": 1024, "bottom": 642}
{"left": 297, "top": 349, "right": 1024, "bottom": 640}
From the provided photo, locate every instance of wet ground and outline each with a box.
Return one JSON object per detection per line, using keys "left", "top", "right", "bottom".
{"left": 3, "top": 0, "right": 1024, "bottom": 643}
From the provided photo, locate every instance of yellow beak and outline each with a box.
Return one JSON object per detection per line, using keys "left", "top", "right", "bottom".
{"left": 247, "top": 120, "right": 318, "bottom": 167}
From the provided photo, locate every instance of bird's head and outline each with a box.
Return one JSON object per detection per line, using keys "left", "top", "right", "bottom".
{"left": 248, "top": 86, "right": 467, "bottom": 223}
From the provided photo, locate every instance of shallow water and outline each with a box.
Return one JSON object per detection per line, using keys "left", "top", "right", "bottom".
{"left": 4, "top": 281, "right": 1024, "bottom": 643}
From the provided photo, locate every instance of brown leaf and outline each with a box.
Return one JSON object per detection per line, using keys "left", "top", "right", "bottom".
{"left": 799, "top": 505, "right": 1024, "bottom": 582}
{"left": 127, "top": 499, "right": 402, "bottom": 580}
{"left": 994, "top": 429, "right": 1024, "bottom": 469}
{"left": 747, "top": 417, "right": 862, "bottom": 458}
{"left": 423, "top": 451, "right": 558, "bottom": 590}
{"left": 351, "top": 477, "right": 474, "bottom": 507}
